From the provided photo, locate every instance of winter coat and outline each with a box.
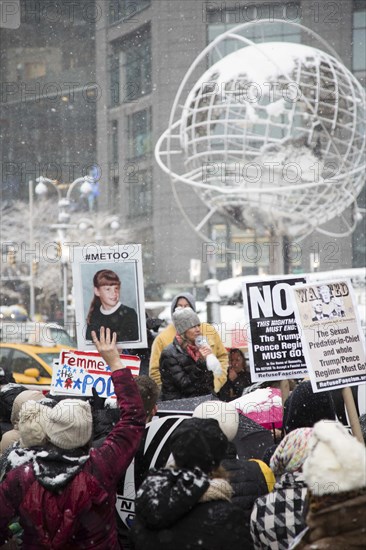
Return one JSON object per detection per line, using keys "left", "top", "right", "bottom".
{"left": 293, "top": 489, "right": 366, "bottom": 550}
{"left": 131, "top": 467, "right": 248, "bottom": 550}
{"left": 149, "top": 322, "right": 228, "bottom": 392}
{"left": 250, "top": 471, "right": 308, "bottom": 550}
{"left": 218, "top": 369, "right": 252, "bottom": 401}
{"left": 0, "top": 369, "right": 145, "bottom": 549}
{"left": 222, "top": 451, "right": 271, "bottom": 550}
{"left": 160, "top": 338, "right": 214, "bottom": 400}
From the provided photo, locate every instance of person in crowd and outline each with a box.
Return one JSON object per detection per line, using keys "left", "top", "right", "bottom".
{"left": 0, "top": 384, "right": 27, "bottom": 439}
{"left": 193, "top": 400, "right": 274, "bottom": 549}
{"left": 0, "top": 365, "right": 15, "bottom": 387}
{"left": 282, "top": 380, "right": 337, "bottom": 433}
{"left": 294, "top": 420, "right": 366, "bottom": 549}
{"left": 0, "top": 327, "right": 145, "bottom": 549}
{"left": 159, "top": 307, "right": 217, "bottom": 400}
{"left": 359, "top": 413, "right": 366, "bottom": 445}
{"left": 0, "top": 389, "right": 44, "bottom": 455}
{"left": 131, "top": 416, "right": 249, "bottom": 549}
{"left": 218, "top": 348, "right": 252, "bottom": 401}
{"left": 85, "top": 269, "right": 139, "bottom": 343}
{"left": 128, "top": 314, "right": 164, "bottom": 376}
{"left": 149, "top": 293, "right": 228, "bottom": 392}
{"left": 250, "top": 427, "right": 313, "bottom": 549}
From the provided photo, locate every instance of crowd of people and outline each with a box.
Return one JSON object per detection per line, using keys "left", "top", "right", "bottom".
{"left": 0, "top": 292, "right": 365, "bottom": 549}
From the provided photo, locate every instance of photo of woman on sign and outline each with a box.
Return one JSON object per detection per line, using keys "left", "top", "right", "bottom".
{"left": 85, "top": 269, "right": 139, "bottom": 343}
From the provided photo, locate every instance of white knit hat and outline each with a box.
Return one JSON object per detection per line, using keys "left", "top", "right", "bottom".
{"left": 18, "top": 400, "right": 48, "bottom": 448}
{"left": 303, "top": 420, "right": 366, "bottom": 495}
{"left": 43, "top": 399, "right": 93, "bottom": 450}
{"left": 193, "top": 401, "right": 239, "bottom": 442}
{"left": 11, "top": 390, "right": 44, "bottom": 427}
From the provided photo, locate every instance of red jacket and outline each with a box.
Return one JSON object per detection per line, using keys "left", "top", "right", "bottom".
{"left": 0, "top": 369, "right": 145, "bottom": 549}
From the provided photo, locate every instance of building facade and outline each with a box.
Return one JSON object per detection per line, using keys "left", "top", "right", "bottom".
{"left": 1, "top": 0, "right": 97, "bottom": 201}
{"left": 95, "top": 0, "right": 365, "bottom": 293}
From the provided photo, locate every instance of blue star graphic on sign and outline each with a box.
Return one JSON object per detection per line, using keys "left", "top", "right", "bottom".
{"left": 105, "top": 364, "right": 111, "bottom": 372}
{"left": 56, "top": 376, "right": 63, "bottom": 387}
{"left": 73, "top": 378, "right": 82, "bottom": 390}
{"left": 79, "top": 368, "right": 84, "bottom": 375}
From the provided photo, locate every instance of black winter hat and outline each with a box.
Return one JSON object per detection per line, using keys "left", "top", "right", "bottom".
{"left": 170, "top": 417, "right": 228, "bottom": 473}
{"left": 283, "top": 381, "right": 336, "bottom": 433}
{"left": 0, "top": 384, "right": 27, "bottom": 422}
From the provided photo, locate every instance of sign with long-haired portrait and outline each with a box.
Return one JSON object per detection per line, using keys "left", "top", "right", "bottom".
{"left": 72, "top": 244, "right": 147, "bottom": 350}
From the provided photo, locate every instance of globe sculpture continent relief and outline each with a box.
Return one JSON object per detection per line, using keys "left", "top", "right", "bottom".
{"left": 156, "top": 36, "right": 366, "bottom": 240}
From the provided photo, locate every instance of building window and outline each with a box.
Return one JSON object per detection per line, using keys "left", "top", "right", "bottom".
{"left": 352, "top": 1, "right": 366, "bottom": 266}
{"left": 353, "top": 187, "right": 366, "bottom": 267}
{"left": 110, "top": 120, "right": 119, "bottom": 164}
{"left": 353, "top": 1, "right": 366, "bottom": 84}
{"left": 110, "top": 26, "right": 152, "bottom": 105}
{"left": 128, "top": 168, "right": 153, "bottom": 216}
{"left": 206, "top": 3, "right": 301, "bottom": 63}
{"left": 122, "top": 26, "right": 152, "bottom": 102}
{"left": 109, "top": 0, "right": 151, "bottom": 25}
{"left": 127, "top": 108, "right": 152, "bottom": 159}
{"left": 110, "top": 54, "right": 120, "bottom": 106}
{"left": 25, "top": 61, "right": 46, "bottom": 79}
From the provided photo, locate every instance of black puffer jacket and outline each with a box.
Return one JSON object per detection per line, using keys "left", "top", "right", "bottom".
{"left": 160, "top": 339, "right": 214, "bottom": 401}
{"left": 222, "top": 444, "right": 270, "bottom": 550}
{"left": 131, "top": 467, "right": 248, "bottom": 550}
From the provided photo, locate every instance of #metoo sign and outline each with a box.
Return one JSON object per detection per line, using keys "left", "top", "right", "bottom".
{"left": 243, "top": 276, "right": 308, "bottom": 382}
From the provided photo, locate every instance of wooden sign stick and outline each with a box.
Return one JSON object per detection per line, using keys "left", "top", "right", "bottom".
{"left": 342, "top": 386, "right": 363, "bottom": 443}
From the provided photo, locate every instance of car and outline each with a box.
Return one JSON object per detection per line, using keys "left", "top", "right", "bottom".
{"left": 0, "top": 343, "right": 69, "bottom": 391}
{"left": 0, "top": 321, "right": 76, "bottom": 347}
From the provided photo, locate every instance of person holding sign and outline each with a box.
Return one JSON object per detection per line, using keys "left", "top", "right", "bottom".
{"left": 0, "top": 327, "right": 145, "bottom": 549}
{"left": 86, "top": 269, "right": 139, "bottom": 343}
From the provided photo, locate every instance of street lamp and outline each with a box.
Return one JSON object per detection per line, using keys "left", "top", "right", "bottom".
{"left": 31, "top": 175, "right": 94, "bottom": 325}
{"left": 77, "top": 216, "right": 120, "bottom": 242}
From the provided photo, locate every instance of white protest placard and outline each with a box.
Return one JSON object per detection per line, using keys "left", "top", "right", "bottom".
{"left": 291, "top": 279, "right": 366, "bottom": 392}
{"left": 50, "top": 349, "right": 141, "bottom": 398}
{"left": 72, "top": 244, "right": 147, "bottom": 350}
{"left": 243, "top": 275, "right": 308, "bottom": 382}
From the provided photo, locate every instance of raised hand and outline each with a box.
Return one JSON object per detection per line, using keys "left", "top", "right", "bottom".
{"left": 91, "top": 326, "right": 124, "bottom": 372}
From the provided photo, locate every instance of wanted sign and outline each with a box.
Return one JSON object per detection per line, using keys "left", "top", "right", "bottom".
{"left": 243, "top": 276, "right": 307, "bottom": 382}
{"left": 291, "top": 279, "right": 366, "bottom": 392}
{"left": 51, "top": 349, "right": 141, "bottom": 397}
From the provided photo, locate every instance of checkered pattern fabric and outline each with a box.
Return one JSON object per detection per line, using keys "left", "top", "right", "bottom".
{"left": 250, "top": 472, "right": 307, "bottom": 550}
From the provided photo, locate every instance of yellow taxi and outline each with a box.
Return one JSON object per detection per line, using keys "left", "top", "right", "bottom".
{"left": 0, "top": 343, "right": 70, "bottom": 390}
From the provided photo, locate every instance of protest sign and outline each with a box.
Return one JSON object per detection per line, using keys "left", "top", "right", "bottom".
{"left": 72, "top": 244, "right": 147, "bottom": 350}
{"left": 50, "top": 349, "right": 140, "bottom": 397}
{"left": 243, "top": 275, "right": 307, "bottom": 382}
{"left": 291, "top": 279, "right": 366, "bottom": 392}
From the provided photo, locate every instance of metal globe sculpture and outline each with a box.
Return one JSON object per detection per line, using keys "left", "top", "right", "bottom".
{"left": 155, "top": 22, "right": 366, "bottom": 240}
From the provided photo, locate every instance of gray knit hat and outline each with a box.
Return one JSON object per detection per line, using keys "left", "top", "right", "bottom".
{"left": 173, "top": 307, "right": 200, "bottom": 335}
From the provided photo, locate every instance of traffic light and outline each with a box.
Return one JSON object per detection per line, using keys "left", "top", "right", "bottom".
{"left": 32, "top": 260, "right": 39, "bottom": 275}
{"left": 7, "top": 249, "right": 16, "bottom": 266}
